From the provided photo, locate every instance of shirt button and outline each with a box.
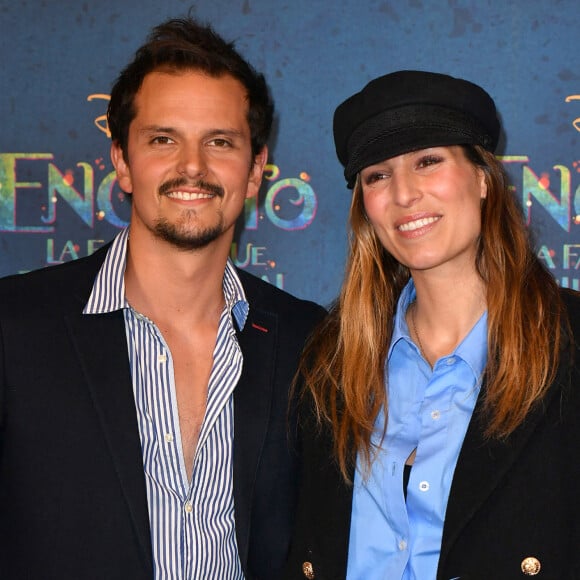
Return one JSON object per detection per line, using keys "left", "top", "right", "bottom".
{"left": 165, "top": 433, "right": 174, "bottom": 443}
{"left": 431, "top": 410, "right": 441, "bottom": 420}
{"left": 419, "top": 481, "right": 430, "bottom": 492}
{"left": 398, "top": 539, "right": 407, "bottom": 551}
{"left": 184, "top": 501, "right": 193, "bottom": 513}
{"left": 446, "top": 357, "right": 456, "bottom": 365}
{"left": 158, "top": 353, "right": 167, "bottom": 364}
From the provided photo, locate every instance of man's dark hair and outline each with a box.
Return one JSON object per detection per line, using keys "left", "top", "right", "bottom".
{"left": 107, "top": 17, "right": 274, "bottom": 158}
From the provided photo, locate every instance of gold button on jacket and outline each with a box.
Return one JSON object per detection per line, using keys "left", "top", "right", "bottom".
{"left": 521, "top": 556, "right": 541, "bottom": 575}
{"left": 302, "top": 561, "right": 315, "bottom": 579}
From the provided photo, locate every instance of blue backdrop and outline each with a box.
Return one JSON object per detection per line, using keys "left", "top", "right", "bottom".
{"left": 1, "top": 0, "right": 579, "bottom": 306}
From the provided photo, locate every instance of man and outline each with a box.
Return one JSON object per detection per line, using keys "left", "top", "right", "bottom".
{"left": 0, "top": 17, "right": 324, "bottom": 580}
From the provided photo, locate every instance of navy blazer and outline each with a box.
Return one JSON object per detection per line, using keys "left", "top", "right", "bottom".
{"left": 0, "top": 243, "right": 325, "bottom": 580}
{"left": 284, "top": 289, "right": 580, "bottom": 580}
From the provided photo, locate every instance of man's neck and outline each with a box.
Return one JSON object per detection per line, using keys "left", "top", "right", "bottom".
{"left": 123, "top": 231, "right": 230, "bottom": 327}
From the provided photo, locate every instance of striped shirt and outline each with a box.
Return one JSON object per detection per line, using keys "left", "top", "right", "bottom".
{"left": 84, "top": 228, "right": 248, "bottom": 579}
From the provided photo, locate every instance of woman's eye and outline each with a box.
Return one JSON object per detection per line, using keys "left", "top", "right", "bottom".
{"left": 417, "top": 155, "right": 442, "bottom": 168}
{"left": 364, "top": 171, "right": 389, "bottom": 185}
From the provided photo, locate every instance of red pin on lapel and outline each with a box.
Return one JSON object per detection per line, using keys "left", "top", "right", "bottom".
{"left": 251, "top": 322, "right": 269, "bottom": 333}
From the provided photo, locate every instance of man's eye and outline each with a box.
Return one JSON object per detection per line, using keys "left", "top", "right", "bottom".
{"left": 151, "top": 136, "right": 174, "bottom": 145}
{"left": 209, "top": 138, "right": 232, "bottom": 148}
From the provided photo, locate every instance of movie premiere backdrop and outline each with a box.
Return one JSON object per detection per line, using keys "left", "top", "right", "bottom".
{"left": 1, "top": 0, "right": 579, "bottom": 306}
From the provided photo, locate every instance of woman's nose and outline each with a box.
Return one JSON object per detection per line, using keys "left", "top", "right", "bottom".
{"left": 391, "top": 171, "right": 421, "bottom": 206}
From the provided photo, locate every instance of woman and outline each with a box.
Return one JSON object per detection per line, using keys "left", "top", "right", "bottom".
{"left": 284, "top": 71, "right": 580, "bottom": 580}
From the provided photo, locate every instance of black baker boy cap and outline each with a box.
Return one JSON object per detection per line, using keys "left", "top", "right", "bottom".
{"left": 333, "top": 70, "right": 501, "bottom": 188}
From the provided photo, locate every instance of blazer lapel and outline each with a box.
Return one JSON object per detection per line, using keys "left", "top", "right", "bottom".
{"left": 440, "top": 361, "right": 567, "bottom": 567}
{"left": 233, "top": 305, "right": 278, "bottom": 569}
{"left": 64, "top": 308, "right": 153, "bottom": 575}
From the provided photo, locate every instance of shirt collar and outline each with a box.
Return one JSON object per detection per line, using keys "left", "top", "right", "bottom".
{"left": 389, "top": 279, "right": 416, "bottom": 359}
{"left": 389, "top": 278, "right": 488, "bottom": 378}
{"left": 84, "top": 227, "right": 249, "bottom": 331}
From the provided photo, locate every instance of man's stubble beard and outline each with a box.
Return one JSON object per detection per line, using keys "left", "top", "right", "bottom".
{"left": 153, "top": 209, "right": 225, "bottom": 251}
{"left": 151, "top": 176, "right": 229, "bottom": 250}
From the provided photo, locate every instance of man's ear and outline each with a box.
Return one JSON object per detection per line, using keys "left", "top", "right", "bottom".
{"left": 110, "top": 141, "right": 133, "bottom": 193}
{"left": 246, "top": 146, "right": 268, "bottom": 199}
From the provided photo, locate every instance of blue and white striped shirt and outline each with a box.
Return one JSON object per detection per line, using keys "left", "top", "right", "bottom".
{"left": 84, "top": 228, "right": 248, "bottom": 579}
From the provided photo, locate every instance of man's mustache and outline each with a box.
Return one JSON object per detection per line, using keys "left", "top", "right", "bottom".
{"left": 158, "top": 177, "right": 224, "bottom": 198}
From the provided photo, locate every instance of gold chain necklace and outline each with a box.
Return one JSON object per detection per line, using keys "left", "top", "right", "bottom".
{"left": 410, "top": 302, "right": 427, "bottom": 361}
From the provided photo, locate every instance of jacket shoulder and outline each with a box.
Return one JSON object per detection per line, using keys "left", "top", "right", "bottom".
{"left": 561, "top": 287, "right": 580, "bottom": 331}
{"left": 0, "top": 243, "right": 111, "bottom": 311}
{"left": 236, "top": 268, "right": 326, "bottom": 323}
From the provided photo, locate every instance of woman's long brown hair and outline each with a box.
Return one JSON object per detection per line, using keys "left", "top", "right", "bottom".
{"left": 299, "top": 145, "right": 565, "bottom": 481}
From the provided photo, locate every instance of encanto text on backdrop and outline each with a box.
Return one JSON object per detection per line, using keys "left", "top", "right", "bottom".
{"left": 1, "top": 1, "right": 579, "bottom": 305}
{"left": 1, "top": 91, "right": 579, "bottom": 286}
